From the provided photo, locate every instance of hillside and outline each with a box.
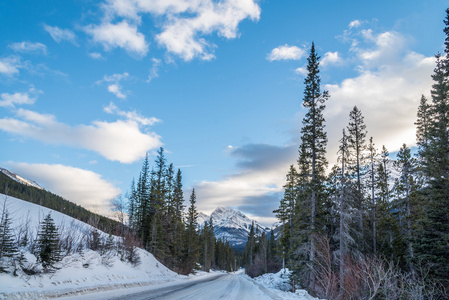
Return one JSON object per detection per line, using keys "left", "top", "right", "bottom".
{"left": 0, "top": 169, "right": 120, "bottom": 234}
{"left": 0, "top": 194, "right": 195, "bottom": 298}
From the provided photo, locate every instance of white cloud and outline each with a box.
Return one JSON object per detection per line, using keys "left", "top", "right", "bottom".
{"left": 193, "top": 144, "right": 296, "bottom": 226}
{"left": 324, "top": 27, "right": 435, "bottom": 167}
{"left": 295, "top": 67, "right": 308, "bottom": 77}
{"left": 98, "top": 72, "right": 130, "bottom": 99}
{"left": 0, "top": 109, "right": 162, "bottom": 163}
{"left": 7, "top": 162, "right": 120, "bottom": 216}
{"left": 44, "top": 25, "right": 77, "bottom": 44}
{"left": 104, "top": 102, "right": 160, "bottom": 126}
{"left": 85, "top": 21, "right": 148, "bottom": 56}
{"left": 89, "top": 52, "right": 104, "bottom": 59}
{"left": 107, "top": 84, "right": 126, "bottom": 98}
{"left": 0, "top": 88, "right": 41, "bottom": 107}
{"left": 9, "top": 42, "right": 47, "bottom": 55}
{"left": 147, "top": 58, "right": 161, "bottom": 83}
{"left": 267, "top": 44, "right": 306, "bottom": 61}
{"left": 320, "top": 51, "right": 342, "bottom": 66}
{"left": 349, "top": 20, "right": 362, "bottom": 28}
{"left": 95, "top": 0, "right": 260, "bottom": 60}
{"left": 0, "top": 56, "right": 21, "bottom": 76}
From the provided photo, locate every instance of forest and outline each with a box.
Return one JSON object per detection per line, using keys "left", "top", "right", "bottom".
{"left": 249, "top": 8, "right": 449, "bottom": 300}
{"left": 0, "top": 147, "right": 236, "bottom": 276}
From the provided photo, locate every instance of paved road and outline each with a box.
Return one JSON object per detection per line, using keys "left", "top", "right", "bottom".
{"left": 108, "top": 273, "right": 278, "bottom": 300}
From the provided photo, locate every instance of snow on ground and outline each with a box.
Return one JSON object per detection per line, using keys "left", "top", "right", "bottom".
{"left": 0, "top": 194, "right": 213, "bottom": 299}
{"left": 0, "top": 194, "right": 318, "bottom": 300}
{"left": 252, "top": 269, "right": 319, "bottom": 300}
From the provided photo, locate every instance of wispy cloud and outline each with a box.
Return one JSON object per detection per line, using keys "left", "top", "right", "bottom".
{"left": 89, "top": 52, "right": 104, "bottom": 60}
{"left": 104, "top": 102, "right": 160, "bottom": 126}
{"left": 147, "top": 58, "right": 161, "bottom": 83}
{"left": 0, "top": 56, "right": 22, "bottom": 76}
{"left": 0, "top": 88, "right": 42, "bottom": 108}
{"left": 98, "top": 72, "right": 130, "bottom": 99}
{"left": 44, "top": 24, "right": 77, "bottom": 44}
{"left": 267, "top": 44, "right": 306, "bottom": 61}
{"left": 348, "top": 19, "right": 363, "bottom": 29}
{"left": 0, "top": 108, "right": 162, "bottom": 163}
{"left": 9, "top": 42, "right": 47, "bottom": 55}
{"left": 7, "top": 162, "right": 120, "bottom": 216}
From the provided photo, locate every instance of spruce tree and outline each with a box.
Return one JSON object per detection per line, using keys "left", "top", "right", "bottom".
{"left": 0, "top": 208, "right": 18, "bottom": 273}
{"left": 394, "top": 144, "right": 416, "bottom": 273}
{"left": 184, "top": 189, "right": 199, "bottom": 273}
{"left": 296, "top": 42, "right": 329, "bottom": 288}
{"left": 347, "top": 105, "right": 368, "bottom": 245}
{"left": 35, "top": 213, "right": 61, "bottom": 272}
{"left": 273, "top": 165, "right": 297, "bottom": 267}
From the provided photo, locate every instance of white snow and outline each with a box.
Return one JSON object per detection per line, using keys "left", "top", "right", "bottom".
{"left": 0, "top": 194, "right": 316, "bottom": 299}
{"left": 253, "top": 268, "right": 320, "bottom": 300}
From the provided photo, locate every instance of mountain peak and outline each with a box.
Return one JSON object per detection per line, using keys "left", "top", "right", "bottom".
{"left": 199, "top": 206, "right": 269, "bottom": 248}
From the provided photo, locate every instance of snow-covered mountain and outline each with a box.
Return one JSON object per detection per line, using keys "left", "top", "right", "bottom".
{"left": 198, "top": 207, "right": 270, "bottom": 248}
{"left": 0, "top": 167, "right": 43, "bottom": 190}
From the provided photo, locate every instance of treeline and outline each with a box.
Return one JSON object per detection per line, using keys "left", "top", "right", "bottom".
{"left": 125, "top": 148, "right": 235, "bottom": 274}
{"left": 0, "top": 172, "right": 120, "bottom": 234}
{"left": 242, "top": 221, "right": 280, "bottom": 277}
{"left": 274, "top": 10, "right": 449, "bottom": 299}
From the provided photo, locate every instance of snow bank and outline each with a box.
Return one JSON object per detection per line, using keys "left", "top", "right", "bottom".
{"left": 252, "top": 269, "right": 319, "bottom": 300}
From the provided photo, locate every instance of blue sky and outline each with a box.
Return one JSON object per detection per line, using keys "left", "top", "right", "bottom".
{"left": 0, "top": 0, "right": 448, "bottom": 225}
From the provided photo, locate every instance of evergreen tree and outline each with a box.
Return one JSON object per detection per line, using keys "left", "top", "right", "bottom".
{"left": 294, "top": 42, "right": 329, "bottom": 288}
{"left": 346, "top": 105, "right": 368, "bottom": 245}
{"left": 35, "top": 213, "right": 61, "bottom": 272}
{"left": 393, "top": 144, "right": 417, "bottom": 273}
{"left": 415, "top": 95, "right": 431, "bottom": 168}
{"left": 0, "top": 207, "right": 18, "bottom": 273}
{"left": 127, "top": 178, "right": 137, "bottom": 230}
{"left": 375, "top": 146, "right": 394, "bottom": 257}
{"left": 273, "top": 165, "right": 297, "bottom": 267}
{"left": 184, "top": 189, "right": 199, "bottom": 273}
{"left": 367, "top": 137, "right": 377, "bottom": 254}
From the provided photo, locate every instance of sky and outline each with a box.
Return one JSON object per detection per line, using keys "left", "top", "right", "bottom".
{"left": 0, "top": 0, "right": 448, "bottom": 226}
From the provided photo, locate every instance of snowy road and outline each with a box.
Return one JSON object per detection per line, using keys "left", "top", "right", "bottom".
{"left": 108, "top": 273, "right": 280, "bottom": 300}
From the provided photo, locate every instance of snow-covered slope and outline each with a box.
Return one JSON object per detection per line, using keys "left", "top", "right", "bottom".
{"left": 0, "top": 194, "right": 180, "bottom": 298}
{"left": 198, "top": 207, "right": 270, "bottom": 247}
{"left": 0, "top": 167, "right": 43, "bottom": 190}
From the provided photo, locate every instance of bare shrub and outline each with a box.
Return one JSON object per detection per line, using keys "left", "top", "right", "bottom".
{"left": 310, "top": 234, "right": 338, "bottom": 299}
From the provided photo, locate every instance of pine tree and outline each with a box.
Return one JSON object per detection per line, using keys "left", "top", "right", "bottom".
{"left": 172, "top": 169, "right": 185, "bottom": 267}
{"left": 346, "top": 106, "right": 368, "bottom": 246}
{"left": 394, "top": 144, "right": 417, "bottom": 273}
{"left": 127, "top": 178, "right": 137, "bottom": 230}
{"left": 35, "top": 213, "right": 61, "bottom": 272}
{"left": 415, "top": 95, "right": 431, "bottom": 170}
{"left": 367, "top": 137, "right": 377, "bottom": 254}
{"left": 273, "top": 165, "right": 297, "bottom": 267}
{"left": 184, "top": 189, "right": 199, "bottom": 273}
{"left": 295, "top": 42, "right": 329, "bottom": 288}
{"left": 375, "top": 146, "right": 393, "bottom": 257}
{"left": 0, "top": 206, "right": 18, "bottom": 273}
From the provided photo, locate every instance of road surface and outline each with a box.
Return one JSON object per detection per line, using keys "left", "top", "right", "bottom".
{"left": 108, "top": 273, "right": 281, "bottom": 300}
